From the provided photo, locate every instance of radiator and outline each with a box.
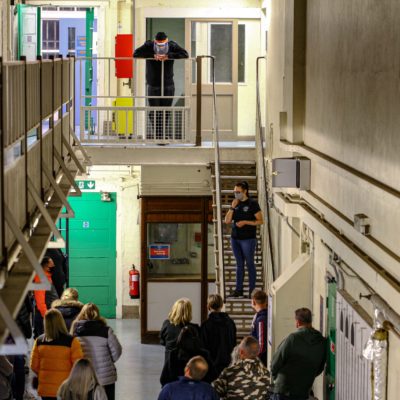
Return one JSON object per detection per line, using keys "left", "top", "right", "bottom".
{"left": 336, "top": 291, "right": 373, "bottom": 400}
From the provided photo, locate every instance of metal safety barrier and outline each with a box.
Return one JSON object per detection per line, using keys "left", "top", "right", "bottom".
{"left": 76, "top": 57, "right": 194, "bottom": 144}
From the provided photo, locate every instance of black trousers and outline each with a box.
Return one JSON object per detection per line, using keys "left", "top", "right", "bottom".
{"left": 11, "top": 355, "right": 25, "bottom": 400}
{"left": 104, "top": 383, "right": 115, "bottom": 400}
{"left": 147, "top": 85, "right": 175, "bottom": 139}
{"left": 33, "top": 309, "right": 44, "bottom": 339}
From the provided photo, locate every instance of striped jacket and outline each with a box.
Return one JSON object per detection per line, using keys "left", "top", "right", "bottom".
{"left": 212, "top": 358, "right": 270, "bottom": 400}
{"left": 251, "top": 308, "right": 268, "bottom": 365}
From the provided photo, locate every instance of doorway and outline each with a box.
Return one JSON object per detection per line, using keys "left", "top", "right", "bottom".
{"left": 140, "top": 196, "right": 214, "bottom": 343}
{"left": 186, "top": 19, "right": 239, "bottom": 138}
{"left": 68, "top": 192, "right": 117, "bottom": 318}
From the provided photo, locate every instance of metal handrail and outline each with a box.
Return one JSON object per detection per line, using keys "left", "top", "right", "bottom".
{"left": 256, "top": 55, "right": 276, "bottom": 282}
{"left": 197, "top": 55, "right": 225, "bottom": 298}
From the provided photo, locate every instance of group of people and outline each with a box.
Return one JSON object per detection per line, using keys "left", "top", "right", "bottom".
{"left": 0, "top": 254, "right": 122, "bottom": 400}
{"left": 158, "top": 293, "right": 270, "bottom": 400}
{"left": 158, "top": 294, "right": 326, "bottom": 400}
{"left": 0, "top": 177, "right": 326, "bottom": 400}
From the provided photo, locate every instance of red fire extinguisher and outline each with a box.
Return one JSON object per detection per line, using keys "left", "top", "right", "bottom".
{"left": 129, "top": 265, "right": 140, "bottom": 299}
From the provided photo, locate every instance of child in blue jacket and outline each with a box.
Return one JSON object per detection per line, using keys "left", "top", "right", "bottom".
{"left": 251, "top": 290, "right": 268, "bottom": 365}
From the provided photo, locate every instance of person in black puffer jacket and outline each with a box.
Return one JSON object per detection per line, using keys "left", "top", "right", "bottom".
{"left": 71, "top": 303, "right": 122, "bottom": 400}
{"left": 201, "top": 294, "right": 237, "bottom": 376}
{"left": 52, "top": 288, "right": 83, "bottom": 330}
{"left": 160, "top": 325, "right": 217, "bottom": 387}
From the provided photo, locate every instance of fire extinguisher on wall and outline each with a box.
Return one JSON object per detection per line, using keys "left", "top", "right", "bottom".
{"left": 129, "top": 265, "right": 140, "bottom": 299}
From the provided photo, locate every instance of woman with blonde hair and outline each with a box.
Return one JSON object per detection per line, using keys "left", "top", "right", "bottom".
{"left": 160, "top": 298, "right": 200, "bottom": 377}
{"left": 30, "top": 309, "right": 83, "bottom": 400}
{"left": 57, "top": 359, "right": 107, "bottom": 400}
{"left": 71, "top": 303, "right": 122, "bottom": 400}
{"left": 52, "top": 288, "right": 83, "bottom": 330}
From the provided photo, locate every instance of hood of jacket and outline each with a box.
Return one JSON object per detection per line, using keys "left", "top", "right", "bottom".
{"left": 208, "top": 312, "right": 232, "bottom": 324}
{"left": 238, "top": 358, "right": 269, "bottom": 378}
{"left": 73, "top": 319, "right": 107, "bottom": 336}
{"left": 52, "top": 299, "right": 83, "bottom": 309}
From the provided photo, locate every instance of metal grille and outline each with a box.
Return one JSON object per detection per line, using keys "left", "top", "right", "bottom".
{"left": 336, "top": 291, "right": 373, "bottom": 400}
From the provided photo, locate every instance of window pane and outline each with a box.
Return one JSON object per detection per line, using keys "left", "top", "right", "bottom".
{"left": 48, "top": 21, "right": 54, "bottom": 41}
{"left": 68, "top": 27, "right": 76, "bottom": 50}
{"left": 238, "top": 24, "right": 245, "bottom": 83}
{"left": 147, "top": 223, "right": 202, "bottom": 278}
{"left": 210, "top": 24, "right": 232, "bottom": 83}
{"left": 55, "top": 21, "right": 60, "bottom": 41}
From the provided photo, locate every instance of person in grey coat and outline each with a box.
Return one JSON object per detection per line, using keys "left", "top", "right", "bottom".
{"left": 0, "top": 356, "right": 13, "bottom": 400}
{"left": 71, "top": 303, "right": 122, "bottom": 400}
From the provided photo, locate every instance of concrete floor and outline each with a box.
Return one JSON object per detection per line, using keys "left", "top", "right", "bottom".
{"left": 108, "top": 319, "right": 164, "bottom": 400}
{"left": 27, "top": 319, "right": 163, "bottom": 399}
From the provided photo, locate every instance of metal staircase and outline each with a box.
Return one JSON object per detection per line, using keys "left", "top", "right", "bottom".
{"left": 210, "top": 161, "right": 264, "bottom": 339}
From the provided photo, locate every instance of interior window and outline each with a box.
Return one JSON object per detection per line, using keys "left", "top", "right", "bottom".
{"left": 238, "top": 24, "right": 245, "bottom": 83}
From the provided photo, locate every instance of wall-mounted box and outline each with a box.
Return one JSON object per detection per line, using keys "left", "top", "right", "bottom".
{"left": 272, "top": 157, "right": 311, "bottom": 190}
{"left": 115, "top": 34, "right": 133, "bottom": 78}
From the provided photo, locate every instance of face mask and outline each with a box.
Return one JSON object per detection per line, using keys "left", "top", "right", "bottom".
{"left": 154, "top": 41, "right": 169, "bottom": 55}
{"left": 234, "top": 192, "right": 244, "bottom": 201}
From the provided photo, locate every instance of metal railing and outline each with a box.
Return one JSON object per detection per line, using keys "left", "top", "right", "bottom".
{"left": 197, "top": 55, "right": 225, "bottom": 298}
{"left": 256, "top": 55, "right": 276, "bottom": 282}
{"left": 0, "top": 56, "right": 86, "bottom": 354}
{"left": 76, "top": 57, "right": 195, "bottom": 144}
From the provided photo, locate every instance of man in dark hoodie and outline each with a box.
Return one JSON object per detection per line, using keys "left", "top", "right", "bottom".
{"left": 251, "top": 289, "right": 268, "bottom": 365}
{"left": 134, "top": 31, "right": 188, "bottom": 139}
{"left": 201, "top": 294, "right": 237, "bottom": 376}
{"left": 271, "top": 308, "right": 327, "bottom": 400}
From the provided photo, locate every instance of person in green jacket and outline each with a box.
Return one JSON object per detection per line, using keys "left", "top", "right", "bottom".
{"left": 271, "top": 308, "right": 327, "bottom": 400}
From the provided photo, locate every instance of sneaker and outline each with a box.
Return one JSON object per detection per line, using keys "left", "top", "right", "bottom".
{"left": 228, "top": 289, "right": 244, "bottom": 298}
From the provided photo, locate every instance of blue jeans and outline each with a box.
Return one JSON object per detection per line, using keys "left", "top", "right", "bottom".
{"left": 231, "top": 237, "right": 257, "bottom": 293}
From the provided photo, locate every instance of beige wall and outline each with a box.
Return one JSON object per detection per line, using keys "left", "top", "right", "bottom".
{"left": 265, "top": 0, "right": 400, "bottom": 398}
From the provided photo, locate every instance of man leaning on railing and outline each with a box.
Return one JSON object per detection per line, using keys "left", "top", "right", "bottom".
{"left": 134, "top": 31, "right": 188, "bottom": 141}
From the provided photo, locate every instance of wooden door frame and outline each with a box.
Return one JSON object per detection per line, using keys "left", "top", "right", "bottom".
{"left": 140, "top": 196, "right": 213, "bottom": 344}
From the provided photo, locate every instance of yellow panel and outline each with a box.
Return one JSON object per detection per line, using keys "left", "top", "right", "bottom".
{"left": 112, "top": 97, "right": 134, "bottom": 135}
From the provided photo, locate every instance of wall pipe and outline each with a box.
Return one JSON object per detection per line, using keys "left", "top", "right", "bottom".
{"left": 368, "top": 294, "right": 400, "bottom": 337}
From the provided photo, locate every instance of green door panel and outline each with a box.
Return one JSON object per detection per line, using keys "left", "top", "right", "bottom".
{"left": 68, "top": 193, "right": 117, "bottom": 318}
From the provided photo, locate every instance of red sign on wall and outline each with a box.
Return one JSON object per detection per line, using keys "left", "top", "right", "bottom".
{"left": 149, "top": 244, "right": 170, "bottom": 259}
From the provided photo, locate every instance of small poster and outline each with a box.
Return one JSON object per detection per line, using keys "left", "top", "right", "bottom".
{"left": 149, "top": 244, "right": 170, "bottom": 259}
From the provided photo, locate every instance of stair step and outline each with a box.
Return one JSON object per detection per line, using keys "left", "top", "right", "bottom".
{"left": 218, "top": 161, "right": 256, "bottom": 165}
{"left": 213, "top": 175, "right": 257, "bottom": 180}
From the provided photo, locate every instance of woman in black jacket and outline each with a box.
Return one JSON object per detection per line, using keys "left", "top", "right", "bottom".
{"left": 201, "top": 294, "right": 237, "bottom": 376}
{"left": 160, "top": 325, "right": 217, "bottom": 387}
{"left": 160, "top": 298, "right": 200, "bottom": 363}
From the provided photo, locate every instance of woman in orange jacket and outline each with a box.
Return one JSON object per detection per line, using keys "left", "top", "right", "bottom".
{"left": 30, "top": 309, "right": 83, "bottom": 400}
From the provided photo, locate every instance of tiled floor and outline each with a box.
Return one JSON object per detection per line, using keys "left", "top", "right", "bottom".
{"left": 109, "top": 319, "right": 164, "bottom": 400}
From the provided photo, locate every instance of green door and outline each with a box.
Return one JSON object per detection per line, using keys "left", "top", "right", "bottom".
{"left": 326, "top": 280, "right": 337, "bottom": 399}
{"left": 68, "top": 193, "right": 117, "bottom": 318}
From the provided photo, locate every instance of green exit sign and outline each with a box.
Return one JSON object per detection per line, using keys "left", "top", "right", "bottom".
{"left": 75, "top": 180, "right": 96, "bottom": 190}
